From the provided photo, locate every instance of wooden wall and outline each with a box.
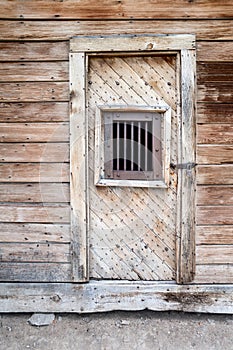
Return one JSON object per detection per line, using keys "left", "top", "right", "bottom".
{"left": 0, "top": 0, "right": 233, "bottom": 284}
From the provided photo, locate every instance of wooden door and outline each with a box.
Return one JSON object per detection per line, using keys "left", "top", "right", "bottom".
{"left": 87, "top": 54, "right": 177, "bottom": 281}
{"left": 70, "top": 35, "right": 196, "bottom": 284}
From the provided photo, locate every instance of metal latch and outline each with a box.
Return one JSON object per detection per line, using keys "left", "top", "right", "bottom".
{"left": 170, "top": 162, "right": 196, "bottom": 177}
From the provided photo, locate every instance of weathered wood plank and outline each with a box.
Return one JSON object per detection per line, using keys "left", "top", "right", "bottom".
{"left": 1, "top": 0, "right": 233, "bottom": 19}
{"left": 196, "top": 246, "right": 233, "bottom": 265}
{"left": 0, "top": 143, "right": 69, "bottom": 162}
{"left": 70, "top": 52, "right": 89, "bottom": 282}
{"left": 0, "top": 82, "right": 69, "bottom": 102}
{"left": 197, "top": 42, "right": 233, "bottom": 62}
{"left": 0, "top": 20, "right": 233, "bottom": 41}
{"left": 194, "top": 265, "right": 233, "bottom": 284}
{"left": 0, "top": 102, "right": 69, "bottom": 122}
{"left": 198, "top": 83, "right": 233, "bottom": 103}
{"left": 197, "top": 165, "right": 233, "bottom": 185}
{"left": 197, "top": 124, "right": 233, "bottom": 144}
{"left": 0, "top": 41, "right": 232, "bottom": 62}
{"left": 0, "top": 223, "right": 70, "bottom": 243}
{"left": 197, "top": 206, "right": 233, "bottom": 225}
{"left": 197, "top": 186, "right": 233, "bottom": 206}
{"left": 1, "top": 123, "right": 69, "bottom": 142}
{"left": 71, "top": 34, "right": 195, "bottom": 52}
{"left": 0, "top": 243, "right": 70, "bottom": 263}
{"left": 0, "top": 163, "right": 69, "bottom": 182}
{"left": 197, "top": 103, "right": 233, "bottom": 124}
{"left": 197, "top": 145, "right": 233, "bottom": 164}
{"left": 0, "top": 263, "right": 71, "bottom": 282}
{"left": 0, "top": 205, "right": 70, "bottom": 223}
{"left": 197, "top": 63, "right": 233, "bottom": 83}
{"left": 0, "top": 62, "right": 69, "bottom": 82}
{"left": 1, "top": 281, "right": 233, "bottom": 314}
{"left": 196, "top": 226, "right": 233, "bottom": 245}
{"left": 176, "top": 49, "right": 196, "bottom": 284}
{"left": 0, "top": 41, "right": 69, "bottom": 61}
{"left": 0, "top": 183, "right": 69, "bottom": 203}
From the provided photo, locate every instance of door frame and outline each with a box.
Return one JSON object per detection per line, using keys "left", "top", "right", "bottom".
{"left": 69, "top": 34, "right": 196, "bottom": 284}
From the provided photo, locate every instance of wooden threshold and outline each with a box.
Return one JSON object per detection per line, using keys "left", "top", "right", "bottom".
{"left": 0, "top": 281, "right": 233, "bottom": 314}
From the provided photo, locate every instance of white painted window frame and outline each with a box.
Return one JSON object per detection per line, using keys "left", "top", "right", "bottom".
{"left": 95, "top": 105, "right": 171, "bottom": 188}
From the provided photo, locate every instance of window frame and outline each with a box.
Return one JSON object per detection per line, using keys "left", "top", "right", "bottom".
{"left": 94, "top": 105, "right": 171, "bottom": 188}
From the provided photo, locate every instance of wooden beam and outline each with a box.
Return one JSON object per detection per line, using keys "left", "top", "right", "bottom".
{"left": 0, "top": 62, "right": 68, "bottom": 82}
{"left": 0, "top": 82, "right": 69, "bottom": 102}
{"left": 70, "top": 34, "right": 195, "bottom": 52}
{"left": 176, "top": 49, "right": 196, "bottom": 284}
{"left": 0, "top": 223, "right": 70, "bottom": 243}
{"left": 1, "top": 281, "right": 233, "bottom": 314}
{"left": 0, "top": 205, "right": 70, "bottom": 223}
{"left": 1, "top": 0, "right": 233, "bottom": 19}
{"left": 0, "top": 263, "right": 71, "bottom": 282}
{"left": 0, "top": 183, "right": 70, "bottom": 203}
{"left": 0, "top": 163, "right": 69, "bottom": 183}
{"left": 0, "top": 102, "right": 69, "bottom": 123}
{"left": 0, "top": 20, "right": 232, "bottom": 41}
{"left": 70, "top": 52, "right": 89, "bottom": 282}
{"left": 197, "top": 165, "right": 233, "bottom": 185}
{"left": 1, "top": 123, "right": 69, "bottom": 143}
{"left": 0, "top": 41, "right": 69, "bottom": 61}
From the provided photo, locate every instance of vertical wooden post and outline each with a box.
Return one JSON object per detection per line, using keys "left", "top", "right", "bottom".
{"left": 70, "top": 52, "right": 89, "bottom": 282}
{"left": 177, "top": 49, "right": 196, "bottom": 283}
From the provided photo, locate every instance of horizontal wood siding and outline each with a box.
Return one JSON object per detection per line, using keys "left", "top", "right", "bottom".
{"left": 1, "top": 1, "right": 233, "bottom": 19}
{"left": 0, "top": 1, "right": 232, "bottom": 284}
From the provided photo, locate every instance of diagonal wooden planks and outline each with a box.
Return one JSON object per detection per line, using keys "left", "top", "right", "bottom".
{"left": 88, "top": 55, "right": 177, "bottom": 280}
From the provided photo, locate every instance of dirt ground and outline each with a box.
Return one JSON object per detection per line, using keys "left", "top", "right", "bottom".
{"left": 1, "top": 311, "right": 233, "bottom": 350}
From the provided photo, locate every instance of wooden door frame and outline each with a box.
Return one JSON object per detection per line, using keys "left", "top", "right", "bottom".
{"left": 69, "top": 34, "right": 196, "bottom": 284}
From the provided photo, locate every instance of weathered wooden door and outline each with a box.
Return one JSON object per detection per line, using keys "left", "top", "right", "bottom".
{"left": 88, "top": 54, "right": 177, "bottom": 281}
{"left": 70, "top": 35, "right": 196, "bottom": 284}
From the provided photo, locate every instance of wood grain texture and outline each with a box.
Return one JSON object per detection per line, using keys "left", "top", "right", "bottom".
{"left": 197, "top": 186, "right": 233, "bottom": 206}
{"left": 197, "top": 206, "right": 233, "bottom": 225}
{"left": 197, "top": 124, "right": 233, "bottom": 144}
{"left": 0, "top": 223, "right": 70, "bottom": 243}
{"left": 197, "top": 145, "right": 233, "bottom": 164}
{"left": 0, "top": 183, "right": 69, "bottom": 203}
{"left": 194, "top": 265, "right": 233, "bottom": 284}
{"left": 71, "top": 34, "right": 195, "bottom": 52}
{"left": 1, "top": 123, "right": 69, "bottom": 142}
{"left": 177, "top": 49, "right": 196, "bottom": 283}
{"left": 87, "top": 53, "right": 178, "bottom": 281}
{"left": 0, "top": 41, "right": 69, "bottom": 61}
{"left": 1, "top": 282, "right": 233, "bottom": 314}
{"left": 196, "top": 226, "right": 233, "bottom": 245}
{"left": 0, "top": 263, "right": 71, "bottom": 282}
{"left": 1, "top": 243, "right": 70, "bottom": 263}
{"left": 70, "top": 52, "right": 89, "bottom": 282}
{"left": 198, "top": 83, "right": 233, "bottom": 103}
{"left": 197, "top": 165, "right": 233, "bottom": 185}
{"left": 197, "top": 63, "right": 233, "bottom": 83}
{"left": 0, "top": 82, "right": 69, "bottom": 102}
{"left": 1, "top": 0, "right": 233, "bottom": 19}
{"left": 196, "top": 246, "right": 233, "bottom": 264}
{"left": 0, "top": 205, "right": 70, "bottom": 223}
{"left": 0, "top": 163, "right": 69, "bottom": 183}
{"left": 0, "top": 143, "right": 69, "bottom": 163}
{"left": 197, "top": 104, "right": 233, "bottom": 124}
{"left": 0, "top": 41, "right": 232, "bottom": 62}
{"left": 0, "top": 20, "right": 233, "bottom": 41}
{"left": 197, "top": 42, "right": 233, "bottom": 62}
{"left": 0, "top": 102, "right": 69, "bottom": 122}
{"left": 0, "top": 62, "right": 68, "bottom": 82}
